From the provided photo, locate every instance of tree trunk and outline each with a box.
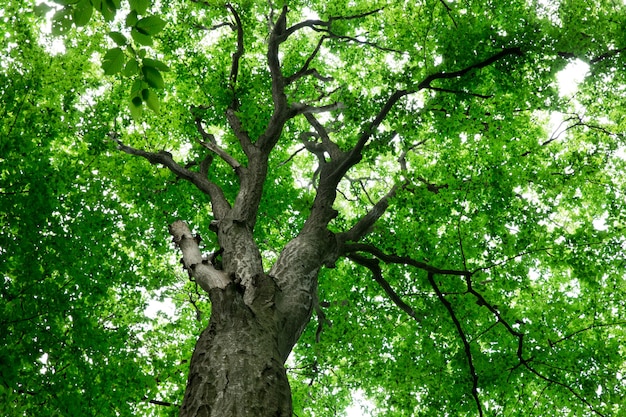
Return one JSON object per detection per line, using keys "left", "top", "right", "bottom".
{"left": 174, "top": 219, "right": 337, "bottom": 417}
{"left": 178, "top": 283, "right": 292, "bottom": 417}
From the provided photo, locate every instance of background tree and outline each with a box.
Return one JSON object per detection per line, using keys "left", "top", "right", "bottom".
{"left": 2, "top": 0, "right": 626, "bottom": 416}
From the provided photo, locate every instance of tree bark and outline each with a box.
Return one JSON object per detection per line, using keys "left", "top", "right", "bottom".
{"left": 178, "top": 283, "right": 292, "bottom": 417}
{"left": 173, "top": 219, "right": 338, "bottom": 417}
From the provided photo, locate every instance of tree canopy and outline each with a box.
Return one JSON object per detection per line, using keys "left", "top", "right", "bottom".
{"left": 2, "top": 0, "right": 626, "bottom": 416}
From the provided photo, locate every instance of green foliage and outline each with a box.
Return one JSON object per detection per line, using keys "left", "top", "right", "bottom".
{"left": 4, "top": 0, "right": 626, "bottom": 415}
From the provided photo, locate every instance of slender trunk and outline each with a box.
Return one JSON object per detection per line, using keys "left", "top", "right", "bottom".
{"left": 179, "top": 283, "right": 292, "bottom": 417}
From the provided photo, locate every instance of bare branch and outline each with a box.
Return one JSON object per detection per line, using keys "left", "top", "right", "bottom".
{"left": 111, "top": 137, "right": 231, "bottom": 218}
{"left": 195, "top": 118, "right": 243, "bottom": 171}
{"left": 226, "top": 4, "right": 244, "bottom": 103}
{"left": 427, "top": 272, "right": 483, "bottom": 416}
{"left": 348, "top": 253, "right": 422, "bottom": 321}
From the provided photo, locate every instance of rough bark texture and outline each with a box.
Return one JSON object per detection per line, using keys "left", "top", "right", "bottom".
{"left": 179, "top": 283, "right": 292, "bottom": 417}
{"left": 172, "top": 218, "right": 338, "bottom": 417}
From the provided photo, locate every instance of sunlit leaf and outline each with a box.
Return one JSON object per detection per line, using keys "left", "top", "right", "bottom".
{"left": 134, "top": 16, "right": 166, "bottom": 36}
{"left": 73, "top": 0, "right": 93, "bottom": 26}
{"left": 101, "top": 47, "right": 125, "bottom": 75}
{"left": 107, "top": 31, "right": 127, "bottom": 46}
{"left": 142, "top": 66, "right": 164, "bottom": 89}
{"left": 130, "top": 28, "right": 152, "bottom": 46}
{"left": 129, "top": 0, "right": 150, "bottom": 15}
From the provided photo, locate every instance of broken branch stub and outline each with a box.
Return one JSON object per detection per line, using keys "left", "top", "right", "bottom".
{"left": 169, "top": 220, "right": 229, "bottom": 291}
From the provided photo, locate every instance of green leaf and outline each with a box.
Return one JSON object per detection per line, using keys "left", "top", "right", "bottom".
{"left": 107, "top": 31, "right": 127, "bottom": 46}
{"left": 123, "top": 59, "right": 140, "bottom": 77}
{"left": 142, "top": 58, "right": 169, "bottom": 72}
{"left": 130, "top": 78, "right": 145, "bottom": 97}
{"left": 142, "top": 66, "right": 164, "bottom": 89}
{"left": 131, "top": 28, "right": 153, "bottom": 46}
{"left": 125, "top": 10, "right": 139, "bottom": 27}
{"left": 101, "top": 47, "right": 125, "bottom": 75}
{"left": 129, "top": 97, "right": 143, "bottom": 120}
{"left": 34, "top": 3, "right": 53, "bottom": 17}
{"left": 73, "top": 0, "right": 93, "bottom": 26}
{"left": 51, "top": 9, "right": 72, "bottom": 35}
{"left": 53, "top": 0, "right": 79, "bottom": 5}
{"left": 142, "top": 89, "right": 160, "bottom": 113}
{"left": 129, "top": 0, "right": 150, "bottom": 15}
{"left": 95, "top": 0, "right": 116, "bottom": 21}
{"left": 134, "top": 16, "right": 166, "bottom": 36}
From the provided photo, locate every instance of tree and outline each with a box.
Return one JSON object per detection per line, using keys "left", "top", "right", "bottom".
{"left": 2, "top": 0, "right": 626, "bottom": 415}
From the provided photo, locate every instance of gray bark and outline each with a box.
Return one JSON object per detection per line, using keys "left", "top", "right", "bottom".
{"left": 173, "top": 216, "right": 339, "bottom": 417}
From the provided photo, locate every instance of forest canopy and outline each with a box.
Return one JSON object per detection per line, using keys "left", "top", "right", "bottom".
{"left": 1, "top": 0, "right": 626, "bottom": 416}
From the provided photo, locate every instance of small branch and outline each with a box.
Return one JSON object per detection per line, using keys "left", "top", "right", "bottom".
{"left": 278, "top": 145, "right": 307, "bottom": 166}
{"left": 426, "top": 86, "right": 493, "bottom": 99}
{"left": 343, "top": 243, "right": 471, "bottom": 277}
{"left": 111, "top": 137, "right": 231, "bottom": 218}
{"left": 286, "top": 35, "right": 328, "bottom": 85}
{"left": 349, "top": 253, "right": 422, "bottom": 321}
{"left": 417, "top": 47, "right": 523, "bottom": 89}
{"left": 194, "top": 118, "right": 243, "bottom": 171}
{"left": 548, "top": 321, "right": 626, "bottom": 347}
{"left": 291, "top": 101, "right": 345, "bottom": 116}
{"left": 144, "top": 397, "right": 179, "bottom": 407}
{"left": 438, "top": 0, "right": 458, "bottom": 28}
{"left": 226, "top": 4, "right": 244, "bottom": 105}
{"left": 427, "top": 272, "right": 483, "bottom": 416}
{"left": 591, "top": 46, "right": 626, "bottom": 64}
{"left": 284, "top": 8, "right": 383, "bottom": 39}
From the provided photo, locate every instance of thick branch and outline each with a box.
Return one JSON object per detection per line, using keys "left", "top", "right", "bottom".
{"left": 339, "top": 185, "right": 398, "bottom": 243}
{"left": 112, "top": 138, "right": 231, "bottom": 218}
{"left": 169, "top": 220, "right": 230, "bottom": 291}
{"left": 303, "top": 113, "right": 343, "bottom": 160}
{"left": 223, "top": 5, "right": 254, "bottom": 156}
